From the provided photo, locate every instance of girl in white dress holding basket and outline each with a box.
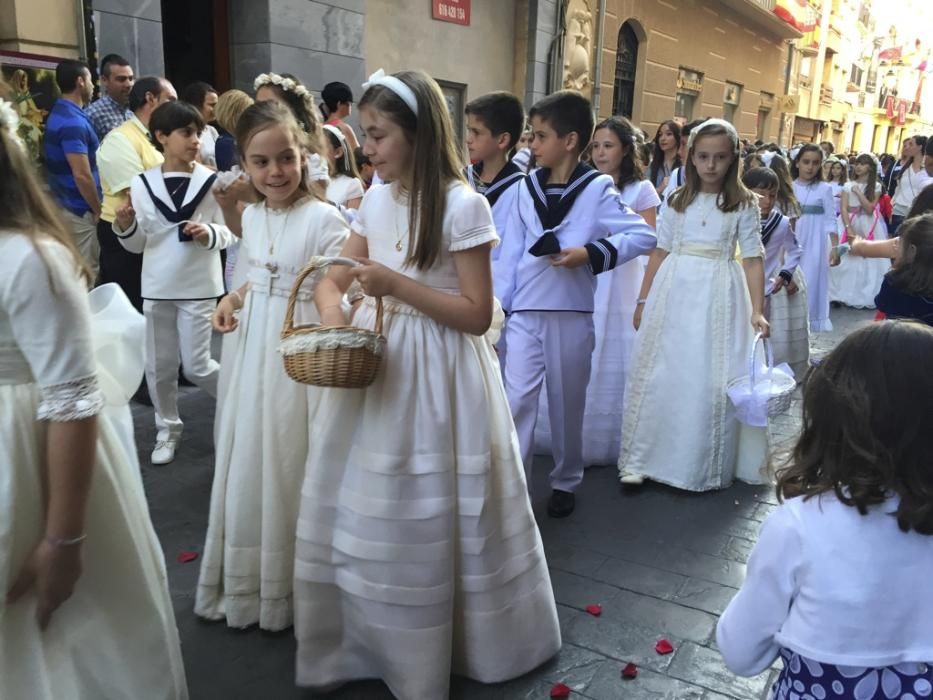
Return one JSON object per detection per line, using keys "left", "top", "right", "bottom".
{"left": 194, "top": 101, "right": 348, "bottom": 631}
{"left": 0, "top": 93, "right": 187, "bottom": 699}
{"left": 295, "top": 69, "right": 560, "bottom": 698}
{"left": 618, "top": 119, "right": 770, "bottom": 491}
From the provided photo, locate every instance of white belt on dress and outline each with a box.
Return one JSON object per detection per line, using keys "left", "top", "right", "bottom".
{"left": 671, "top": 243, "right": 729, "bottom": 260}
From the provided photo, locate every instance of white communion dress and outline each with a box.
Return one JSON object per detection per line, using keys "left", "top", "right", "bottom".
{"left": 195, "top": 197, "right": 348, "bottom": 631}
{"left": 293, "top": 183, "right": 561, "bottom": 698}
{"left": 0, "top": 232, "right": 187, "bottom": 700}
{"left": 619, "top": 196, "right": 770, "bottom": 491}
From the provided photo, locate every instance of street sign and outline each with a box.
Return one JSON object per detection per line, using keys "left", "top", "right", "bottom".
{"left": 776, "top": 94, "right": 799, "bottom": 112}
{"left": 432, "top": 0, "right": 470, "bottom": 25}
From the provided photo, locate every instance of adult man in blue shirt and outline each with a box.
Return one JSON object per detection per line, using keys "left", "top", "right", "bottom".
{"left": 44, "top": 58, "right": 102, "bottom": 279}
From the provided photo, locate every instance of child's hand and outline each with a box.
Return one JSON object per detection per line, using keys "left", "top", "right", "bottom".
{"left": 785, "top": 279, "right": 799, "bottom": 296}
{"left": 350, "top": 258, "right": 398, "bottom": 297}
{"left": 829, "top": 249, "right": 841, "bottom": 267}
{"left": 213, "top": 294, "right": 240, "bottom": 333}
{"left": 769, "top": 277, "right": 786, "bottom": 295}
{"left": 184, "top": 222, "right": 212, "bottom": 244}
{"left": 115, "top": 197, "right": 135, "bottom": 231}
{"left": 633, "top": 304, "right": 644, "bottom": 330}
{"left": 550, "top": 247, "right": 589, "bottom": 269}
{"left": 752, "top": 312, "right": 770, "bottom": 337}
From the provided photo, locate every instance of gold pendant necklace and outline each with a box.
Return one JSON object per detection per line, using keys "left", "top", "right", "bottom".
{"left": 392, "top": 192, "right": 406, "bottom": 252}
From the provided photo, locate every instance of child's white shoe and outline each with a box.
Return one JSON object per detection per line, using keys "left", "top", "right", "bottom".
{"left": 619, "top": 471, "right": 645, "bottom": 486}
{"left": 151, "top": 440, "right": 177, "bottom": 465}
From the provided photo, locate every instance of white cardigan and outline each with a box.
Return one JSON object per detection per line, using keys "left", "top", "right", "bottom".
{"left": 717, "top": 493, "right": 933, "bottom": 676}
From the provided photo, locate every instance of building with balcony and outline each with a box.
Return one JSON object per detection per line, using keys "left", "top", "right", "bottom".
{"left": 788, "top": 0, "right": 932, "bottom": 154}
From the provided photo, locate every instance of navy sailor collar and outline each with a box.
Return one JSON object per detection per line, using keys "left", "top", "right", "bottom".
{"left": 760, "top": 208, "right": 783, "bottom": 248}
{"left": 465, "top": 160, "right": 525, "bottom": 208}
{"left": 526, "top": 162, "right": 602, "bottom": 231}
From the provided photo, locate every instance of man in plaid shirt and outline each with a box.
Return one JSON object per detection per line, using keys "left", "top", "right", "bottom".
{"left": 85, "top": 54, "right": 134, "bottom": 141}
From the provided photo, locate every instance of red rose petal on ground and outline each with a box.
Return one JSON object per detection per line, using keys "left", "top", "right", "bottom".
{"left": 549, "top": 682, "right": 572, "bottom": 698}
{"left": 622, "top": 662, "right": 638, "bottom": 679}
{"left": 176, "top": 551, "right": 199, "bottom": 563}
{"left": 585, "top": 604, "right": 602, "bottom": 617}
{"left": 655, "top": 638, "right": 674, "bottom": 655}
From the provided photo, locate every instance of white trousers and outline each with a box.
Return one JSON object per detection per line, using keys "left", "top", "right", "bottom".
{"left": 144, "top": 299, "right": 219, "bottom": 441}
{"left": 504, "top": 311, "right": 595, "bottom": 493}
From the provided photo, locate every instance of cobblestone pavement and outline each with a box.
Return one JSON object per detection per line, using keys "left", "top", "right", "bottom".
{"left": 135, "top": 307, "right": 873, "bottom": 700}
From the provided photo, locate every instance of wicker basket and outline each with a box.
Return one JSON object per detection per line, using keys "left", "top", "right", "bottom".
{"left": 279, "top": 257, "right": 386, "bottom": 388}
{"left": 726, "top": 333, "right": 797, "bottom": 427}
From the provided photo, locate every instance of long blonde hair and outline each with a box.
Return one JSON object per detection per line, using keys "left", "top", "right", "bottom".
{"left": 669, "top": 121, "right": 755, "bottom": 213}
{"left": 0, "top": 80, "right": 89, "bottom": 283}
{"left": 358, "top": 69, "right": 465, "bottom": 270}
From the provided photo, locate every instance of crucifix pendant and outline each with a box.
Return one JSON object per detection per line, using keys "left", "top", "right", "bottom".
{"left": 265, "top": 261, "right": 280, "bottom": 295}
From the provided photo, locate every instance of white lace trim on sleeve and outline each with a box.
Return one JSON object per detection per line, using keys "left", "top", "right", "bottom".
{"left": 37, "top": 374, "right": 105, "bottom": 422}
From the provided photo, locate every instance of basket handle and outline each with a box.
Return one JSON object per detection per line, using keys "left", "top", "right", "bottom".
{"left": 281, "top": 256, "right": 383, "bottom": 336}
{"left": 748, "top": 332, "right": 775, "bottom": 387}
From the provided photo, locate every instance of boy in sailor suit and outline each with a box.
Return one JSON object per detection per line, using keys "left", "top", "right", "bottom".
{"left": 112, "top": 101, "right": 237, "bottom": 465}
{"left": 463, "top": 91, "right": 527, "bottom": 362}
{"left": 497, "top": 90, "right": 657, "bottom": 518}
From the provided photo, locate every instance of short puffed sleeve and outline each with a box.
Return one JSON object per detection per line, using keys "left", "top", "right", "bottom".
{"left": 656, "top": 208, "right": 676, "bottom": 252}
{"left": 737, "top": 201, "right": 765, "bottom": 259}
{"left": 448, "top": 186, "right": 499, "bottom": 252}
{"left": 0, "top": 236, "right": 104, "bottom": 421}
{"left": 350, "top": 184, "right": 386, "bottom": 239}
{"left": 632, "top": 180, "right": 662, "bottom": 212}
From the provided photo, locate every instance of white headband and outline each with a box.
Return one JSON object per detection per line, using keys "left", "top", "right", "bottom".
{"left": 322, "top": 123, "right": 352, "bottom": 171}
{"left": 362, "top": 68, "right": 418, "bottom": 117}
{"left": 687, "top": 118, "right": 740, "bottom": 152}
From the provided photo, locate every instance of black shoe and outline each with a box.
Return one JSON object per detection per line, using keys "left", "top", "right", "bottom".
{"left": 547, "top": 489, "right": 575, "bottom": 518}
{"left": 178, "top": 364, "right": 196, "bottom": 387}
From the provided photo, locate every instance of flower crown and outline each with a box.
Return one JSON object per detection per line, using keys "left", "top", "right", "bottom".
{"left": 253, "top": 72, "right": 311, "bottom": 100}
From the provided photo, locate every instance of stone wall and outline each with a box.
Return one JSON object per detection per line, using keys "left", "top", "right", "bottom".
{"left": 92, "top": 0, "right": 165, "bottom": 75}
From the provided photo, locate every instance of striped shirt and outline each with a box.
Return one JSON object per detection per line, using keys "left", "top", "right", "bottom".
{"left": 85, "top": 93, "right": 132, "bottom": 141}
{"left": 43, "top": 98, "right": 102, "bottom": 217}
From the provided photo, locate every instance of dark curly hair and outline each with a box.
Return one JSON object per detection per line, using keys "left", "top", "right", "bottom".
{"left": 591, "top": 115, "right": 645, "bottom": 190}
{"left": 775, "top": 321, "right": 933, "bottom": 535}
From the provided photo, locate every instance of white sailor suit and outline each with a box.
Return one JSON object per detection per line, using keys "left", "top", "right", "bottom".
{"left": 497, "top": 164, "right": 657, "bottom": 493}
{"left": 113, "top": 162, "right": 235, "bottom": 442}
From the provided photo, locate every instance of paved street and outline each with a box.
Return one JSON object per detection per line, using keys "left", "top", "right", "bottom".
{"left": 135, "top": 308, "right": 873, "bottom": 700}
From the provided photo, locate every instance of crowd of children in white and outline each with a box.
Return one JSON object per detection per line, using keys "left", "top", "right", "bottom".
{"left": 2, "top": 61, "right": 933, "bottom": 700}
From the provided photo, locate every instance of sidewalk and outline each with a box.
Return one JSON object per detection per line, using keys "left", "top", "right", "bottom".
{"left": 139, "top": 308, "right": 873, "bottom": 700}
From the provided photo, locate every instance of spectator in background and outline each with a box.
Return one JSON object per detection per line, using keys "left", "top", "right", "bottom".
{"left": 213, "top": 89, "right": 253, "bottom": 173}
{"left": 819, "top": 140, "right": 834, "bottom": 158}
{"left": 85, "top": 54, "right": 134, "bottom": 141}
{"left": 883, "top": 139, "right": 910, "bottom": 198}
{"left": 319, "top": 81, "right": 360, "bottom": 149}
{"left": 96, "top": 76, "right": 175, "bottom": 315}
{"left": 44, "top": 58, "right": 102, "bottom": 280}
{"left": 182, "top": 81, "right": 219, "bottom": 168}
{"left": 890, "top": 135, "right": 931, "bottom": 235}
{"left": 353, "top": 146, "right": 374, "bottom": 190}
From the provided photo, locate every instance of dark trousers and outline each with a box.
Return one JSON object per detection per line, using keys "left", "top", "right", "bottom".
{"left": 97, "top": 219, "right": 143, "bottom": 312}
{"left": 889, "top": 215, "right": 906, "bottom": 237}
